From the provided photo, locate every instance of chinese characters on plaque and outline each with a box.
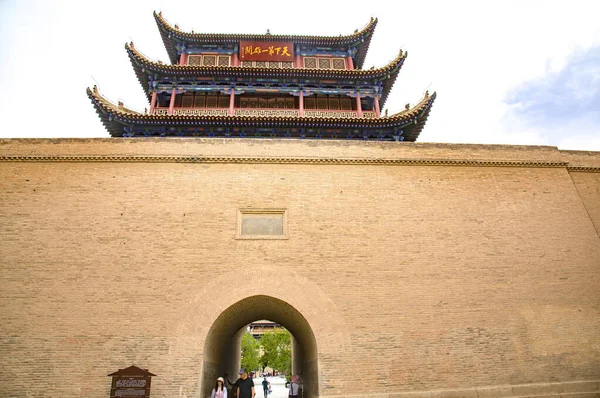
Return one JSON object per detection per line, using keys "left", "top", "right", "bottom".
{"left": 240, "top": 41, "right": 294, "bottom": 62}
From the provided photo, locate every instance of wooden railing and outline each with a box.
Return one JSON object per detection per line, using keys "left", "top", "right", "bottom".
{"left": 234, "top": 109, "right": 299, "bottom": 117}
{"left": 304, "top": 110, "right": 377, "bottom": 119}
{"left": 152, "top": 108, "right": 378, "bottom": 118}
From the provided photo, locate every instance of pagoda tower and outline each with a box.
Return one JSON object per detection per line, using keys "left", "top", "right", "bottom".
{"left": 88, "top": 11, "right": 436, "bottom": 141}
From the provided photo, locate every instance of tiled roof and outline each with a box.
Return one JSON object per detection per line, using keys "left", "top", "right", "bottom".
{"left": 126, "top": 42, "right": 405, "bottom": 108}
{"left": 154, "top": 11, "right": 377, "bottom": 68}
{"left": 87, "top": 85, "right": 436, "bottom": 141}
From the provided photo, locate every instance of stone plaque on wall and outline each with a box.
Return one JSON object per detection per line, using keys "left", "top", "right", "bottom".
{"left": 238, "top": 209, "right": 287, "bottom": 239}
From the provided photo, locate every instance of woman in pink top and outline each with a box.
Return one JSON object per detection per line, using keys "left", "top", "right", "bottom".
{"left": 211, "top": 377, "right": 228, "bottom": 398}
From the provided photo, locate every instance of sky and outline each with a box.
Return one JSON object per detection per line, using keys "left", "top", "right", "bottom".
{"left": 0, "top": 0, "right": 599, "bottom": 150}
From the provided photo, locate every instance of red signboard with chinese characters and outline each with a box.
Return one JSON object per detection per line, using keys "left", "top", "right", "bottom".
{"left": 240, "top": 41, "right": 294, "bottom": 62}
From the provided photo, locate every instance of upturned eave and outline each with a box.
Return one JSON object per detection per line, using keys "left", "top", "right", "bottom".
{"left": 126, "top": 42, "right": 405, "bottom": 106}
{"left": 87, "top": 85, "right": 436, "bottom": 141}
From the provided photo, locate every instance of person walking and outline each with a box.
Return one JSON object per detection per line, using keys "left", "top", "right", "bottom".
{"left": 288, "top": 375, "right": 299, "bottom": 398}
{"left": 211, "top": 377, "right": 228, "bottom": 398}
{"left": 236, "top": 368, "right": 255, "bottom": 398}
{"left": 261, "top": 377, "right": 268, "bottom": 397}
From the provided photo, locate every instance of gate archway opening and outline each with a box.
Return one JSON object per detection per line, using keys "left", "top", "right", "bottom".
{"left": 201, "top": 295, "right": 319, "bottom": 398}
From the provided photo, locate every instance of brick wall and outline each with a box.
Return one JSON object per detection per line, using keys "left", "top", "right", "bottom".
{"left": 1, "top": 139, "right": 599, "bottom": 398}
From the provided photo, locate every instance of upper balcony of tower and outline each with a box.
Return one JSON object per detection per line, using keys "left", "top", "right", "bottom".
{"left": 154, "top": 11, "right": 377, "bottom": 70}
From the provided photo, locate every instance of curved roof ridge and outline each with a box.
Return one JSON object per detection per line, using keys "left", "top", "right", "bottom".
{"left": 126, "top": 41, "right": 405, "bottom": 77}
{"left": 154, "top": 11, "right": 377, "bottom": 44}
{"left": 154, "top": 11, "right": 377, "bottom": 66}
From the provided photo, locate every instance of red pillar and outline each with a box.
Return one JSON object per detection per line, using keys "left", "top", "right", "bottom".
{"left": 168, "top": 89, "right": 176, "bottom": 115}
{"left": 295, "top": 53, "right": 302, "bottom": 68}
{"left": 150, "top": 91, "right": 157, "bottom": 114}
{"left": 232, "top": 52, "right": 239, "bottom": 66}
{"left": 179, "top": 52, "right": 188, "bottom": 65}
{"left": 346, "top": 56, "right": 354, "bottom": 70}
{"left": 299, "top": 91, "right": 304, "bottom": 116}
{"left": 356, "top": 93, "right": 363, "bottom": 118}
{"left": 374, "top": 95, "right": 380, "bottom": 118}
{"left": 229, "top": 90, "right": 235, "bottom": 115}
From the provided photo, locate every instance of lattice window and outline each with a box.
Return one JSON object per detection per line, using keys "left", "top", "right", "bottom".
{"left": 281, "top": 62, "right": 293, "bottom": 69}
{"left": 318, "top": 58, "right": 331, "bottom": 69}
{"left": 181, "top": 95, "right": 194, "bottom": 108}
{"left": 240, "top": 98, "right": 248, "bottom": 108}
{"left": 218, "top": 96, "right": 229, "bottom": 108}
{"left": 241, "top": 61, "right": 253, "bottom": 67}
{"left": 286, "top": 98, "right": 295, "bottom": 109}
{"left": 305, "top": 98, "right": 316, "bottom": 109}
{"left": 340, "top": 98, "right": 352, "bottom": 110}
{"left": 267, "top": 98, "right": 277, "bottom": 108}
{"left": 206, "top": 96, "right": 218, "bottom": 108}
{"left": 248, "top": 98, "right": 258, "bottom": 108}
{"left": 329, "top": 98, "right": 340, "bottom": 110}
{"left": 277, "top": 98, "right": 286, "bottom": 108}
{"left": 259, "top": 98, "right": 268, "bottom": 108}
{"left": 218, "top": 56, "right": 230, "bottom": 66}
{"left": 332, "top": 58, "right": 346, "bottom": 70}
{"left": 317, "top": 97, "right": 328, "bottom": 109}
{"left": 303, "top": 57, "right": 316, "bottom": 68}
{"left": 203, "top": 55, "right": 216, "bottom": 66}
{"left": 255, "top": 61, "right": 267, "bottom": 68}
{"left": 188, "top": 55, "right": 202, "bottom": 66}
{"left": 194, "top": 96, "right": 206, "bottom": 108}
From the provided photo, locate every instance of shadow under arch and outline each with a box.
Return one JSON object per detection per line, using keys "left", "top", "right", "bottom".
{"left": 202, "top": 295, "right": 318, "bottom": 398}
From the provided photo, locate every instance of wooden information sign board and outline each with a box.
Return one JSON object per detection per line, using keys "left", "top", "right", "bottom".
{"left": 108, "top": 365, "right": 156, "bottom": 398}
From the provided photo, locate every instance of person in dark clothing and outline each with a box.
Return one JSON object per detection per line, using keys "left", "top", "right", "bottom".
{"left": 236, "top": 368, "right": 255, "bottom": 398}
{"left": 261, "top": 377, "right": 268, "bottom": 397}
{"left": 224, "top": 374, "right": 238, "bottom": 398}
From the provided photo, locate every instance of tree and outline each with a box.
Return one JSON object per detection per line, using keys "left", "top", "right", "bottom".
{"left": 260, "top": 329, "right": 291, "bottom": 374}
{"left": 241, "top": 332, "right": 260, "bottom": 372}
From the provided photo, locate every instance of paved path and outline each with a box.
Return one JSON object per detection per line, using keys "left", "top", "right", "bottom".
{"left": 253, "top": 376, "right": 288, "bottom": 398}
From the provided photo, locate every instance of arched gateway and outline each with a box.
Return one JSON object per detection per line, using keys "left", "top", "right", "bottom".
{"left": 202, "top": 296, "right": 317, "bottom": 398}
{"left": 167, "top": 267, "right": 350, "bottom": 398}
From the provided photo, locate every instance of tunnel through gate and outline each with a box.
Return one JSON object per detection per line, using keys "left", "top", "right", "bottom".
{"left": 201, "top": 295, "right": 319, "bottom": 398}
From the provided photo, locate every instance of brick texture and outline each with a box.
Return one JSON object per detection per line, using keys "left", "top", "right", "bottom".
{"left": 1, "top": 139, "right": 599, "bottom": 398}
